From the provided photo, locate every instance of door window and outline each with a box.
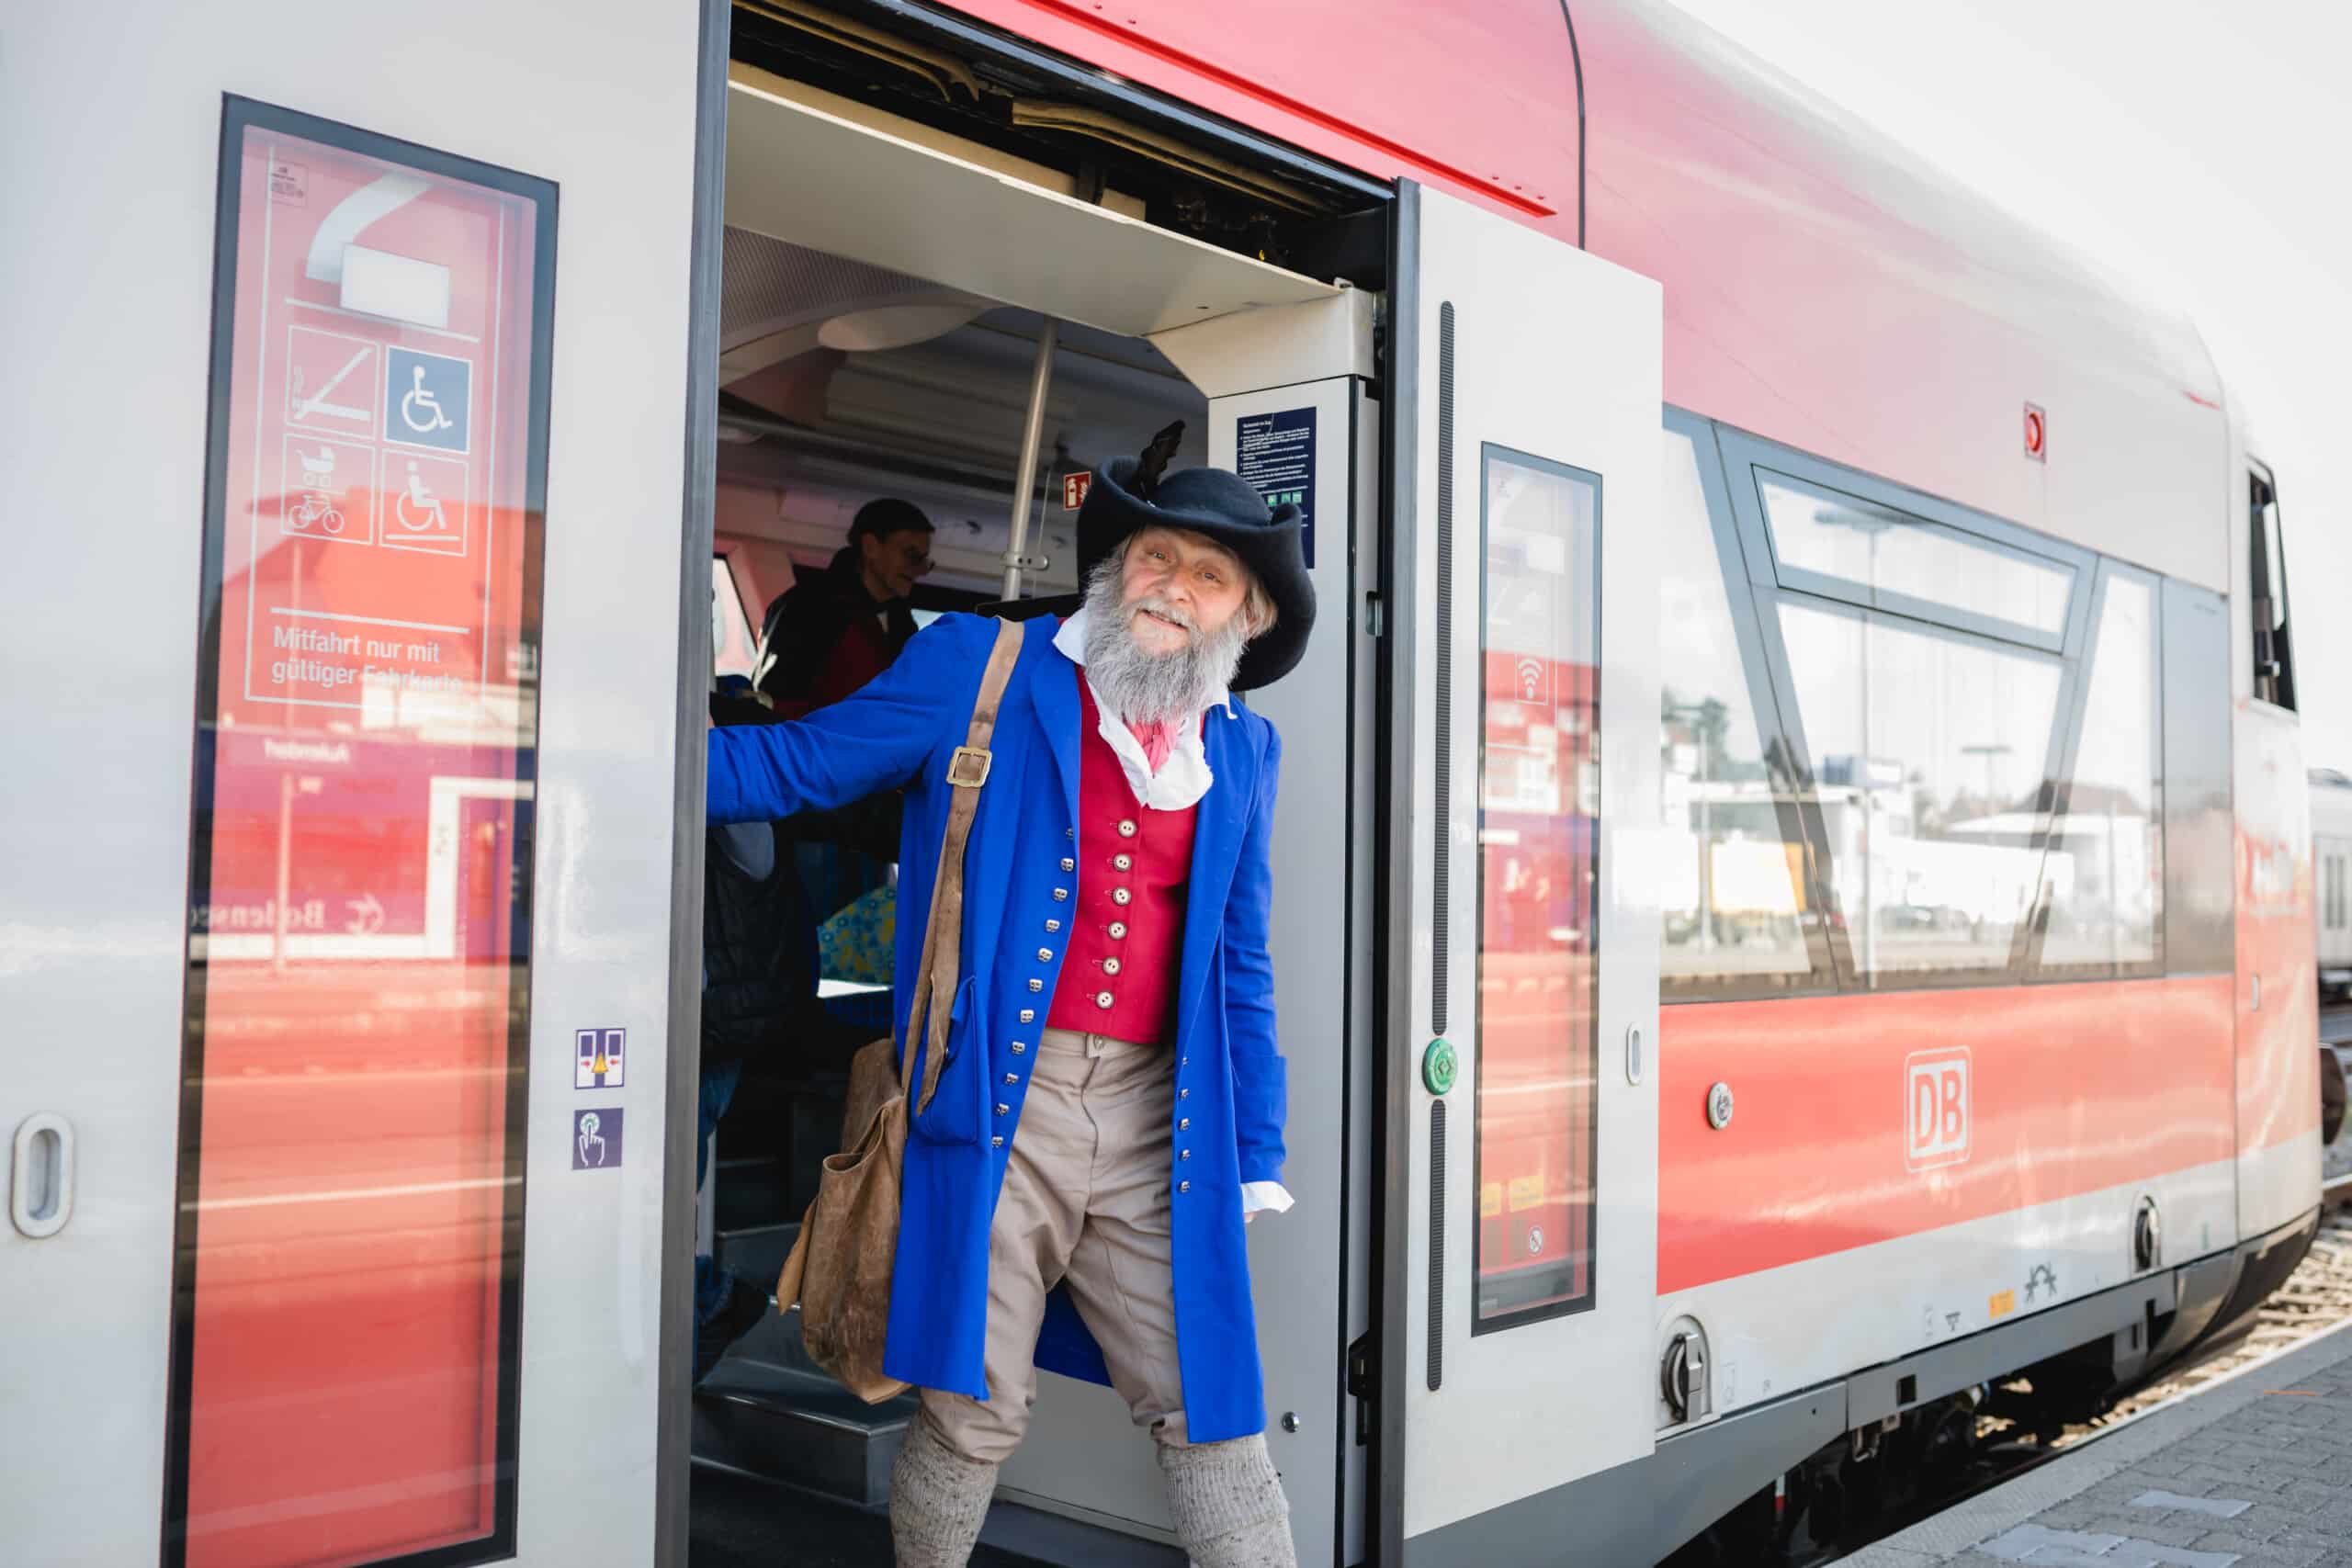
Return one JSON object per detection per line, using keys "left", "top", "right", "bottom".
{"left": 1473, "top": 446, "right": 1600, "bottom": 1328}
{"left": 169, "top": 104, "right": 554, "bottom": 1568}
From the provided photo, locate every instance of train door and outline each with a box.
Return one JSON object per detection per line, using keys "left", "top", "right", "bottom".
{"left": 1, "top": 4, "right": 710, "bottom": 1566}
{"left": 1378, "top": 183, "right": 1666, "bottom": 1562}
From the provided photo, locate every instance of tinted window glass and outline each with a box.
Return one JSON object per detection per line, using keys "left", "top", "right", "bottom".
{"left": 1475, "top": 446, "right": 1599, "bottom": 1329}
{"left": 2039, "top": 573, "right": 2161, "bottom": 976}
{"left": 1760, "top": 471, "right": 2073, "bottom": 641}
{"left": 1779, "top": 603, "right": 2063, "bottom": 982}
{"left": 1657, "top": 429, "right": 1824, "bottom": 997}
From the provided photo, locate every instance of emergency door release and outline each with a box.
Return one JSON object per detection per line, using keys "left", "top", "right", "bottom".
{"left": 9, "top": 1112, "right": 74, "bottom": 1240}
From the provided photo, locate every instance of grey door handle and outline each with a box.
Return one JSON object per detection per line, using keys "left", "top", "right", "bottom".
{"left": 10, "top": 1112, "right": 74, "bottom": 1239}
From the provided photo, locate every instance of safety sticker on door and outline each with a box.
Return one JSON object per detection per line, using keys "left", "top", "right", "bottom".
{"left": 384, "top": 345, "right": 472, "bottom": 454}
{"left": 576, "top": 1028, "right": 626, "bottom": 1089}
{"left": 573, "top": 1108, "right": 624, "bottom": 1170}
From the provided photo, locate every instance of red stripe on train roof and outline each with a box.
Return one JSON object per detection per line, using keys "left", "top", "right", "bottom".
{"left": 1657, "top": 976, "right": 2237, "bottom": 1294}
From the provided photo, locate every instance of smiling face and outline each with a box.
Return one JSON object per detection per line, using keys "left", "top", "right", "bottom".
{"left": 1118, "top": 525, "right": 1250, "bottom": 655}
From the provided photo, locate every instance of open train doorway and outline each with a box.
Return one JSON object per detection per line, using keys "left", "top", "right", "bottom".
{"left": 677, "top": 44, "right": 1384, "bottom": 1567}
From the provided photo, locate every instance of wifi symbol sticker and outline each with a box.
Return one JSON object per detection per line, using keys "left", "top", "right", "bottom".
{"left": 1514, "top": 657, "right": 1546, "bottom": 703}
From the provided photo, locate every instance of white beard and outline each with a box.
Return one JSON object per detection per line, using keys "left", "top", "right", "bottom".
{"left": 1080, "top": 558, "right": 1249, "bottom": 728}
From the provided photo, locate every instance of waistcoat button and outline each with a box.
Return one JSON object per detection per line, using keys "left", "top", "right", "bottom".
{"left": 1112, "top": 888, "right": 1132, "bottom": 906}
{"left": 1102, "top": 957, "right": 1122, "bottom": 976}
{"left": 1108, "top": 921, "right": 1127, "bottom": 940}
{"left": 1095, "top": 990, "right": 1114, "bottom": 1009}
{"left": 1117, "top": 819, "right": 1137, "bottom": 838}
{"left": 1114, "top": 853, "right": 1133, "bottom": 871}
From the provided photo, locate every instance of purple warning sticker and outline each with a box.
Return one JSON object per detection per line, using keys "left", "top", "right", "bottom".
{"left": 572, "top": 1107, "right": 623, "bottom": 1170}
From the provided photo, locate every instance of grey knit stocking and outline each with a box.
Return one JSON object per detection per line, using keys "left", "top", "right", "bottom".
{"left": 1157, "top": 1434, "right": 1296, "bottom": 1568}
{"left": 888, "top": 1416, "right": 999, "bottom": 1567}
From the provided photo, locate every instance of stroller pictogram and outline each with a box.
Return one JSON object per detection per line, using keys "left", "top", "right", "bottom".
{"left": 288, "top": 446, "right": 345, "bottom": 535}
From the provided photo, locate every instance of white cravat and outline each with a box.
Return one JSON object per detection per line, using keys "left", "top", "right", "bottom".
{"left": 1052, "top": 609, "right": 1227, "bottom": 811}
{"left": 1051, "top": 609, "right": 1294, "bottom": 1219}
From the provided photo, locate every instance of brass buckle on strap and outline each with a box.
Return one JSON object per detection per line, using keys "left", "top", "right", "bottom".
{"left": 946, "top": 746, "right": 993, "bottom": 788}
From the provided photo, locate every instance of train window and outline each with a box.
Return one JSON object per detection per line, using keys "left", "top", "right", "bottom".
{"left": 2036, "top": 570, "right": 2163, "bottom": 977}
{"left": 1758, "top": 471, "right": 2074, "bottom": 648}
{"left": 1473, "top": 444, "right": 1600, "bottom": 1330}
{"left": 2249, "top": 461, "right": 2297, "bottom": 711}
{"left": 1777, "top": 602, "right": 2064, "bottom": 984}
{"left": 1657, "top": 424, "right": 1830, "bottom": 999}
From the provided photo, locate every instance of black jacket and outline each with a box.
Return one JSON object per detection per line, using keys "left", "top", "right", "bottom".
{"left": 700, "top": 822, "right": 824, "bottom": 1064}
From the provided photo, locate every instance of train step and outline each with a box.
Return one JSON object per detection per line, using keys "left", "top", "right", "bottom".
{"left": 695, "top": 1311, "right": 916, "bottom": 1507}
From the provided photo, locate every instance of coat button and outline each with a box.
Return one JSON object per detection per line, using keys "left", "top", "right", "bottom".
{"left": 992, "top": 1136, "right": 1005, "bottom": 1148}
{"left": 1019, "top": 1009, "right": 1035, "bottom": 1023}
{"left": 1066, "top": 827, "right": 1075, "bottom": 840}
{"left": 1053, "top": 887, "right": 1069, "bottom": 902}
{"left": 1003, "top": 1072, "right": 1019, "bottom": 1085}
{"left": 1180, "top": 1149, "right": 1191, "bottom": 1161}
{"left": 1044, "top": 919, "right": 1061, "bottom": 933}
{"left": 1179, "top": 1118, "right": 1191, "bottom": 1130}
{"left": 1102, "top": 957, "right": 1122, "bottom": 976}
{"left": 1060, "top": 857, "right": 1076, "bottom": 872}
{"left": 1036, "top": 947, "right": 1054, "bottom": 962}
{"left": 1028, "top": 978, "right": 1044, "bottom": 992}
{"left": 1095, "top": 991, "right": 1114, "bottom": 1009}
{"left": 1112, "top": 888, "right": 1133, "bottom": 907}
{"left": 1179, "top": 1181, "right": 1192, "bottom": 1194}
{"left": 996, "top": 1102, "right": 1010, "bottom": 1116}
{"left": 1114, "top": 853, "right": 1133, "bottom": 871}
{"left": 1118, "top": 819, "right": 1137, "bottom": 838}
{"left": 1108, "top": 921, "right": 1127, "bottom": 940}
{"left": 1012, "top": 1041, "right": 1027, "bottom": 1055}
{"left": 1179, "top": 1089, "right": 1189, "bottom": 1100}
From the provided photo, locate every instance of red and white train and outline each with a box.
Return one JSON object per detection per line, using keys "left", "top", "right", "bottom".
{"left": 5, "top": 2, "right": 2330, "bottom": 1566}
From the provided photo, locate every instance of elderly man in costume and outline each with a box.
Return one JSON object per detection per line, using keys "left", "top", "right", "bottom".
{"left": 707, "top": 446, "right": 1313, "bottom": 1568}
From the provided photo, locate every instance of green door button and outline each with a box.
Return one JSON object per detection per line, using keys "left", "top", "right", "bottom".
{"left": 1422, "top": 1038, "right": 1458, "bottom": 1096}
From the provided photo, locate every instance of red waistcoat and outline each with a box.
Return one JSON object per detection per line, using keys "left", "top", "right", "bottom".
{"left": 1045, "top": 674, "right": 1199, "bottom": 1045}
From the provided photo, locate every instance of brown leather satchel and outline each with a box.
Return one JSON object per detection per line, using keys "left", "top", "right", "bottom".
{"left": 773, "top": 615, "right": 1024, "bottom": 1403}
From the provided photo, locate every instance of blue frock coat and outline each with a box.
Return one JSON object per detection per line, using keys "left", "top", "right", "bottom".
{"left": 707, "top": 612, "right": 1288, "bottom": 1441}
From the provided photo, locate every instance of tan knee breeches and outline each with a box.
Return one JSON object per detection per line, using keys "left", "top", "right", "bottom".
{"left": 919, "top": 1027, "right": 1187, "bottom": 1464}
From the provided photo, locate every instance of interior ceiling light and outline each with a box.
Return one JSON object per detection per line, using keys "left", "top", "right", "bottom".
{"left": 815, "top": 302, "right": 989, "bottom": 352}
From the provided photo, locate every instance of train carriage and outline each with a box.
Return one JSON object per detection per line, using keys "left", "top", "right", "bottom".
{"left": 2, "top": 2, "right": 2328, "bottom": 1566}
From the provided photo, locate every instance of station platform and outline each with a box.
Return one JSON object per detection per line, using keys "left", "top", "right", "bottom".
{"left": 1845, "top": 1319, "right": 2352, "bottom": 1568}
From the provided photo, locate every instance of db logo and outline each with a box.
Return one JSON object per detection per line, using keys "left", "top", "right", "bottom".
{"left": 1905, "top": 1048, "right": 1972, "bottom": 1171}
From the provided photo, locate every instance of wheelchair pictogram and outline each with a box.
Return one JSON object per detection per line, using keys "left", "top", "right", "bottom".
{"left": 383, "top": 346, "right": 471, "bottom": 454}
{"left": 381, "top": 453, "right": 469, "bottom": 557}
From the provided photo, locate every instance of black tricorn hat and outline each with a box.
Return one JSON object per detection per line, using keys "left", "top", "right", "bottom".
{"left": 1076, "top": 447, "right": 1316, "bottom": 692}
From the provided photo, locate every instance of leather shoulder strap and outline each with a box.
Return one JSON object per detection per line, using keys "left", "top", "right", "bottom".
{"left": 901, "top": 616, "right": 1025, "bottom": 1110}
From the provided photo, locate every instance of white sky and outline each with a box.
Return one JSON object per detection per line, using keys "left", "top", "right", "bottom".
{"left": 1659, "top": 0, "right": 2352, "bottom": 771}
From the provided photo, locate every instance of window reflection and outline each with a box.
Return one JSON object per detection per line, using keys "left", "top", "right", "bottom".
{"left": 1779, "top": 603, "right": 2063, "bottom": 981}
{"left": 1658, "top": 430, "right": 1822, "bottom": 997}
{"left": 2038, "top": 573, "right": 2161, "bottom": 975}
{"left": 1475, "top": 447, "right": 1599, "bottom": 1328}
{"left": 1760, "top": 472, "right": 2073, "bottom": 640}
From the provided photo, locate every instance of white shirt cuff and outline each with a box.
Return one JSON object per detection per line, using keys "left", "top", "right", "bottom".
{"left": 1240, "top": 1180, "right": 1295, "bottom": 1215}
